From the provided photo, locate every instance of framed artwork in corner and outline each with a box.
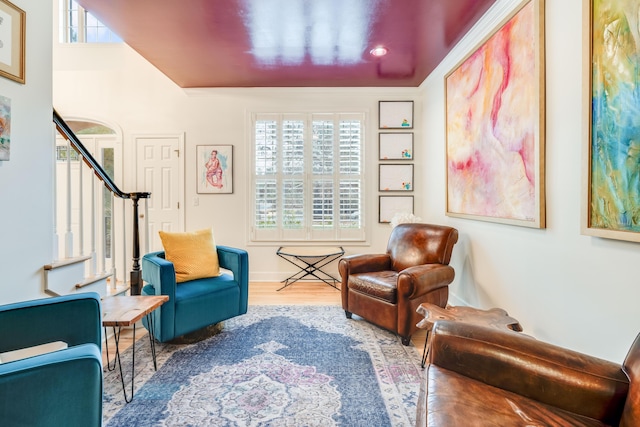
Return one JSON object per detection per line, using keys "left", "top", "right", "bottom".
{"left": 379, "top": 132, "right": 413, "bottom": 160}
{"left": 581, "top": 0, "right": 640, "bottom": 242}
{"left": 379, "top": 101, "right": 413, "bottom": 129}
{"left": 379, "top": 195, "right": 414, "bottom": 223}
{"left": 0, "top": 0, "right": 25, "bottom": 84}
{"left": 196, "top": 145, "right": 233, "bottom": 194}
{"left": 379, "top": 164, "right": 413, "bottom": 192}
{"left": 0, "top": 94, "right": 10, "bottom": 161}
{"left": 445, "top": 0, "right": 545, "bottom": 229}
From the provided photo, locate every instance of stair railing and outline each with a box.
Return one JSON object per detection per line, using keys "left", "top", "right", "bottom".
{"left": 53, "top": 109, "right": 150, "bottom": 295}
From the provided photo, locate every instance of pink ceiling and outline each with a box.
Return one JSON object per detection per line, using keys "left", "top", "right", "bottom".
{"left": 76, "top": 0, "right": 496, "bottom": 88}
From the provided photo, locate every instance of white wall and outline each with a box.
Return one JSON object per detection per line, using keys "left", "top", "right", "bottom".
{"left": 421, "top": 0, "right": 640, "bottom": 363}
{"left": 53, "top": 37, "right": 421, "bottom": 281}
{"left": 0, "top": 0, "right": 53, "bottom": 304}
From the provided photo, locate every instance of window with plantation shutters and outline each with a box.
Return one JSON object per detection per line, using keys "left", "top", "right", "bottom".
{"left": 252, "top": 112, "right": 365, "bottom": 242}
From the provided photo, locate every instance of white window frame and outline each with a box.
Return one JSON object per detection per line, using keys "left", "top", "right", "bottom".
{"left": 59, "top": 0, "right": 123, "bottom": 44}
{"left": 250, "top": 112, "right": 366, "bottom": 243}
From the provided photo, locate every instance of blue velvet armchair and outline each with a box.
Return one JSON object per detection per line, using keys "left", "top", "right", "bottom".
{"left": 0, "top": 292, "right": 103, "bottom": 427}
{"left": 141, "top": 245, "right": 249, "bottom": 342}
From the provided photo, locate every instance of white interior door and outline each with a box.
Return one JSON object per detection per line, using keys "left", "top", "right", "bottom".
{"left": 135, "top": 134, "right": 185, "bottom": 252}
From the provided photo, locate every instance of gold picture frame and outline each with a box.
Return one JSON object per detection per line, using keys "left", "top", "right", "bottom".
{"left": 445, "top": 0, "right": 545, "bottom": 228}
{"left": 0, "top": 0, "right": 25, "bottom": 84}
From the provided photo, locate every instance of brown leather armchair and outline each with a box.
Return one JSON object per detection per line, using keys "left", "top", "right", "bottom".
{"left": 338, "top": 223, "right": 458, "bottom": 345}
{"left": 419, "top": 320, "right": 639, "bottom": 426}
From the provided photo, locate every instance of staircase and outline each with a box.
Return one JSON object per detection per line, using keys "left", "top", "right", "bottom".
{"left": 45, "top": 110, "right": 150, "bottom": 297}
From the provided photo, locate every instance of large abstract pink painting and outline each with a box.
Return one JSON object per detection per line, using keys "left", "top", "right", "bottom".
{"left": 445, "top": 0, "right": 545, "bottom": 228}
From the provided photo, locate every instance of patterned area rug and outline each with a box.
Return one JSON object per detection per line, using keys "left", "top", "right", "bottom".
{"left": 103, "top": 305, "right": 422, "bottom": 426}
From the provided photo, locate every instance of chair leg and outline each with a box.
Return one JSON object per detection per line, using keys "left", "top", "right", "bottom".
{"left": 401, "top": 336, "right": 411, "bottom": 346}
{"left": 345, "top": 310, "right": 352, "bottom": 319}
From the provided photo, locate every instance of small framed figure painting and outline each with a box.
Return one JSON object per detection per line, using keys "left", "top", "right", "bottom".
{"left": 379, "top": 196, "right": 414, "bottom": 223}
{"left": 196, "top": 145, "right": 233, "bottom": 194}
{"left": 379, "top": 101, "right": 413, "bottom": 129}
{"left": 379, "top": 164, "right": 413, "bottom": 191}
{"left": 379, "top": 132, "right": 413, "bottom": 160}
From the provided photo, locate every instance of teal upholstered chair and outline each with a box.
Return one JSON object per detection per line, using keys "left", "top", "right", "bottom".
{"left": 0, "top": 292, "right": 103, "bottom": 427}
{"left": 141, "top": 245, "right": 249, "bottom": 342}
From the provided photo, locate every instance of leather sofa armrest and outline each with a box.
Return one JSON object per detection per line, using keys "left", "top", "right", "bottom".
{"left": 397, "top": 264, "right": 454, "bottom": 299}
{"left": 338, "top": 254, "right": 391, "bottom": 278}
{"left": 428, "top": 320, "right": 629, "bottom": 424}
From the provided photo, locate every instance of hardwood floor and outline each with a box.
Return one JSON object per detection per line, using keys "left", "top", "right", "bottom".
{"left": 101, "top": 281, "right": 427, "bottom": 364}
{"left": 248, "top": 281, "right": 342, "bottom": 305}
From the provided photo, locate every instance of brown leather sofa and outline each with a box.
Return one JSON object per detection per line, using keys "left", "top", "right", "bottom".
{"left": 339, "top": 223, "right": 458, "bottom": 345}
{"left": 418, "top": 320, "right": 640, "bottom": 426}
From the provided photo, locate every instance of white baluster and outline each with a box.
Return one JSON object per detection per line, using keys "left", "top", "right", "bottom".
{"left": 52, "top": 141, "right": 59, "bottom": 261}
{"left": 64, "top": 140, "right": 73, "bottom": 258}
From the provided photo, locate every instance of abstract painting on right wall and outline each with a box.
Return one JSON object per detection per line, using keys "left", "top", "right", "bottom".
{"left": 582, "top": 0, "right": 640, "bottom": 242}
{"left": 446, "top": 0, "right": 545, "bottom": 228}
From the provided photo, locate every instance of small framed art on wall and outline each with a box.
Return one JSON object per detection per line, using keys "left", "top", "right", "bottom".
{"left": 379, "top": 101, "right": 413, "bottom": 129}
{"left": 196, "top": 145, "right": 233, "bottom": 194}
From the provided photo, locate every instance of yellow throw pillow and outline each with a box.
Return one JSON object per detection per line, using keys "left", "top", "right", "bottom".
{"left": 158, "top": 228, "right": 220, "bottom": 283}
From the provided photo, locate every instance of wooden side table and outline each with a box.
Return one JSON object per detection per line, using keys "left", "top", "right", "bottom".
{"left": 416, "top": 303, "right": 523, "bottom": 368}
{"left": 102, "top": 295, "right": 169, "bottom": 402}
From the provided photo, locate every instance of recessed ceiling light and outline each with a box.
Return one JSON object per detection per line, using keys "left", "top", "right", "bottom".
{"left": 370, "top": 46, "right": 388, "bottom": 57}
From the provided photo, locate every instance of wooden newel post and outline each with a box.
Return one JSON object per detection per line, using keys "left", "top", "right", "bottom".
{"left": 129, "top": 192, "right": 150, "bottom": 295}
